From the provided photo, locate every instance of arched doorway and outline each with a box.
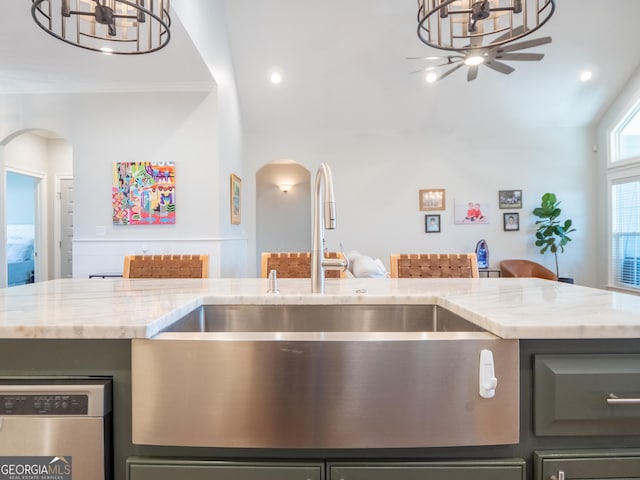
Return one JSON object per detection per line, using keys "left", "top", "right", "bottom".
{"left": 255, "top": 161, "right": 311, "bottom": 274}
{"left": 1, "top": 129, "right": 73, "bottom": 287}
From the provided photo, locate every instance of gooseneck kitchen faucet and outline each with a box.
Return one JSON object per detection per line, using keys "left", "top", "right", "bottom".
{"left": 311, "top": 163, "right": 348, "bottom": 293}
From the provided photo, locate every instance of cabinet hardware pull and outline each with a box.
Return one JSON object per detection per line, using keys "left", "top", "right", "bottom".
{"left": 551, "top": 470, "right": 565, "bottom": 480}
{"left": 607, "top": 393, "right": 640, "bottom": 405}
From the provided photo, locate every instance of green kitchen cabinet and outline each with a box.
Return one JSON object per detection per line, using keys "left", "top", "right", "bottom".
{"left": 127, "top": 458, "right": 323, "bottom": 480}
{"left": 328, "top": 459, "right": 526, "bottom": 480}
{"left": 534, "top": 450, "right": 640, "bottom": 480}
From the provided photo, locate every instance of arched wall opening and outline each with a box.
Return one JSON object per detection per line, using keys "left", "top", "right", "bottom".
{"left": 0, "top": 129, "right": 73, "bottom": 288}
{"left": 255, "top": 161, "right": 311, "bottom": 275}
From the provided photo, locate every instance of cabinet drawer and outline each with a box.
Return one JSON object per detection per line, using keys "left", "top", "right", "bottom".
{"left": 329, "top": 459, "right": 526, "bottom": 480}
{"left": 535, "top": 354, "right": 640, "bottom": 436}
{"left": 534, "top": 449, "right": 640, "bottom": 480}
{"left": 127, "top": 458, "right": 323, "bottom": 480}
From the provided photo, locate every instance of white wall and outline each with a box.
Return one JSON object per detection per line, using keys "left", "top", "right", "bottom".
{"left": 0, "top": 90, "right": 239, "bottom": 278}
{"left": 244, "top": 126, "right": 597, "bottom": 285}
{"left": 172, "top": 0, "right": 247, "bottom": 277}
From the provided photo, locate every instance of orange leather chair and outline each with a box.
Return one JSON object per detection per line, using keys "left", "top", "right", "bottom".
{"left": 499, "top": 259, "right": 557, "bottom": 281}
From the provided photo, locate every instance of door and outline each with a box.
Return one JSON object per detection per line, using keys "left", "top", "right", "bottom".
{"left": 59, "top": 178, "right": 73, "bottom": 278}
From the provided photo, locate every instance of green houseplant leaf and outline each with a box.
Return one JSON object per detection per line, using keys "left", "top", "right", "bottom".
{"left": 532, "top": 193, "right": 576, "bottom": 278}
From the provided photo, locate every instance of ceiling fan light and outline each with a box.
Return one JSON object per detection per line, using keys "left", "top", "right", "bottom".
{"left": 425, "top": 72, "right": 438, "bottom": 83}
{"left": 464, "top": 55, "right": 485, "bottom": 66}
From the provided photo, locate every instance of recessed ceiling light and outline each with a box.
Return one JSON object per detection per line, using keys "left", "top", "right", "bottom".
{"left": 270, "top": 72, "right": 283, "bottom": 84}
{"left": 425, "top": 72, "right": 437, "bottom": 83}
{"left": 580, "top": 70, "right": 593, "bottom": 82}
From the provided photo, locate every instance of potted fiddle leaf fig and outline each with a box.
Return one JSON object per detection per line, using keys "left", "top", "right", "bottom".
{"left": 533, "top": 193, "right": 576, "bottom": 282}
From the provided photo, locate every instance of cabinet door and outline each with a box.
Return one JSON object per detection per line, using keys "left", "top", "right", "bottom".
{"left": 535, "top": 450, "right": 640, "bottom": 480}
{"left": 535, "top": 354, "right": 640, "bottom": 436}
{"left": 127, "top": 458, "right": 323, "bottom": 480}
{"left": 329, "top": 459, "right": 525, "bottom": 480}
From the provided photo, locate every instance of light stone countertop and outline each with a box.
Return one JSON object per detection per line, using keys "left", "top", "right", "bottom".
{"left": 0, "top": 277, "right": 639, "bottom": 339}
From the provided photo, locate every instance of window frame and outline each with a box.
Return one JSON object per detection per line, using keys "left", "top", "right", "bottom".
{"left": 607, "top": 93, "right": 640, "bottom": 292}
{"left": 607, "top": 168, "right": 640, "bottom": 292}
{"left": 609, "top": 96, "right": 640, "bottom": 169}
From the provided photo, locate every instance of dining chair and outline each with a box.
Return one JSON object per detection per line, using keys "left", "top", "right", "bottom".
{"left": 389, "top": 253, "right": 479, "bottom": 278}
{"left": 260, "top": 252, "right": 346, "bottom": 278}
{"left": 123, "top": 254, "right": 209, "bottom": 278}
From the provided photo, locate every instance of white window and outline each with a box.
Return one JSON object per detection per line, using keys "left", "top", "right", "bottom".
{"left": 609, "top": 97, "right": 640, "bottom": 291}
{"left": 611, "top": 177, "right": 640, "bottom": 289}
{"left": 612, "top": 99, "right": 640, "bottom": 164}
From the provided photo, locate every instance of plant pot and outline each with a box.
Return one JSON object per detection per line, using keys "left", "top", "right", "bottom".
{"left": 558, "top": 277, "right": 574, "bottom": 284}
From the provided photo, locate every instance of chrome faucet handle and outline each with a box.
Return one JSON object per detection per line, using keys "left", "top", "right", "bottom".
{"left": 267, "top": 269, "right": 279, "bottom": 294}
{"left": 322, "top": 256, "right": 348, "bottom": 272}
{"left": 322, "top": 246, "right": 349, "bottom": 273}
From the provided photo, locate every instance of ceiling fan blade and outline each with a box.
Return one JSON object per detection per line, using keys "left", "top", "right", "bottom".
{"left": 406, "top": 56, "right": 446, "bottom": 61}
{"left": 467, "top": 65, "right": 479, "bottom": 82}
{"left": 409, "top": 58, "right": 463, "bottom": 74}
{"left": 498, "top": 36, "right": 552, "bottom": 53}
{"left": 438, "top": 63, "right": 464, "bottom": 81}
{"left": 490, "top": 25, "right": 525, "bottom": 44}
{"left": 495, "top": 52, "right": 545, "bottom": 61}
{"left": 484, "top": 59, "right": 515, "bottom": 75}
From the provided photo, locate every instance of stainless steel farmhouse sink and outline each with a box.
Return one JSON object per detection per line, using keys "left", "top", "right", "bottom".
{"left": 132, "top": 304, "right": 519, "bottom": 449}
{"left": 159, "top": 304, "right": 485, "bottom": 333}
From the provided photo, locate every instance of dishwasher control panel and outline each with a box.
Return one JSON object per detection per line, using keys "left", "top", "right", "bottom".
{"left": 0, "top": 393, "right": 89, "bottom": 415}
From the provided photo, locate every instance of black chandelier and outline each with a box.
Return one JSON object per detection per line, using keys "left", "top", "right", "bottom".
{"left": 417, "top": 0, "right": 555, "bottom": 52}
{"left": 31, "top": 0, "right": 171, "bottom": 55}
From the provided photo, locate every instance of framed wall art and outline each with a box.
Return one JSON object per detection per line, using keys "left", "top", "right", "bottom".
{"left": 230, "top": 173, "right": 242, "bottom": 224}
{"left": 499, "top": 189, "right": 522, "bottom": 209}
{"left": 454, "top": 200, "right": 490, "bottom": 224}
{"left": 503, "top": 212, "right": 520, "bottom": 231}
{"left": 419, "top": 188, "right": 446, "bottom": 211}
{"left": 112, "top": 161, "right": 175, "bottom": 225}
{"left": 425, "top": 214, "right": 441, "bottom": 233}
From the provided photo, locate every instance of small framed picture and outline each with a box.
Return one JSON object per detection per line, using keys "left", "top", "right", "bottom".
{"left": 425, "top": 214, "right": 441, "bottom": 233}
{"left": 454, "top": 200, "right": 489, "bottom": 224}
{"left": 499, "top": 189, "right": 522, "bottom": 209}
{"left": 419, "top": 188, "right": 446, "bottom": 211}
{"left": 230, "top": 173, "right": 242, "bottom": 224}
{"left": 503, "top": 212, "right": 519, "bottom": 231}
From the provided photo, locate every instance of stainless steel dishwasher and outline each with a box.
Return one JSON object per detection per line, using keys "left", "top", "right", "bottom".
{"left": 0, "top": 377, "right": 112, "bottom": 480}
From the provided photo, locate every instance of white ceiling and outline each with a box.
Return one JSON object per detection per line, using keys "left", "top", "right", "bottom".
{"left": 2, "top": 1, "right": 640, "bottom": 133}
{"left": 222, "top": 0, "right": 640, "bottom": 133}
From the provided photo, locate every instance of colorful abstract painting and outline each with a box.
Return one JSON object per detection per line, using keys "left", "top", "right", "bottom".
{"left": 112, "top": 162, "right": 175, "bottom": 225}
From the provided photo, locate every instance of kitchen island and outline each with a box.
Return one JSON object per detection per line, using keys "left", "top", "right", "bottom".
{"left": 1, "top": 277, "right": 640, "bottom": 480}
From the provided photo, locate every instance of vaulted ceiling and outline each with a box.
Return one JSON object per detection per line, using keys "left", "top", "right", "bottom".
{"left": 2, "top": 1, "right": 640, "bottom": 134}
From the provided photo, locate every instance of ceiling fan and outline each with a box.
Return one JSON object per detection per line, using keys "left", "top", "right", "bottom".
{"left": 409, "top": 35, "right": 552, "bottom": 83}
